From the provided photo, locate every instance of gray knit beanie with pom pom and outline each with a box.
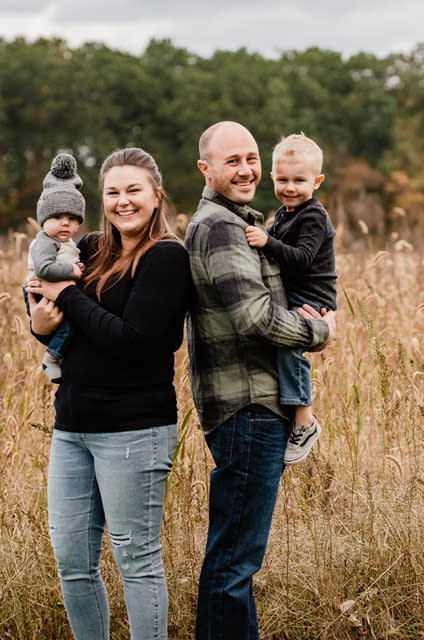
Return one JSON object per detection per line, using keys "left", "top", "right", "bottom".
{"left": 36, "top": 153, "right": 85, "bottom": 226}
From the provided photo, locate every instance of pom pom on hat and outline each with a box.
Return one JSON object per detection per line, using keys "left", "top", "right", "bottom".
{"left": 37, "top": 153, "right": 85, "bottom": 226}
{"left": 51, "top": 153, "right": 78, "bottom": 180}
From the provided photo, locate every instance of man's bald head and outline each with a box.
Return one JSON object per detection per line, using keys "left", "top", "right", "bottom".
{"left": 197, "top": 121, "right": 261, "bottom": 204}
{"left": 199, "top": 121, "right": 256, "bottom": 162}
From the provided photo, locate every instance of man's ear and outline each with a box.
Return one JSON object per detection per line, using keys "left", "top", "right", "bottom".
{"left": 314, "top": 174, "right": 325, "bottom": 190}
{"left": 197, "top": 159, "right": 209, "bottom": 177}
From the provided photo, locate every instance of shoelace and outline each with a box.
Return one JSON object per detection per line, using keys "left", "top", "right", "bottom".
{"left": 288, "top": 427, "right": 307, "bottom": 445}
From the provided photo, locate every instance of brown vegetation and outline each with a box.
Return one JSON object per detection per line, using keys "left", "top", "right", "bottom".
{"left": 1, "top": 229, "right": 423, "bottom": 639}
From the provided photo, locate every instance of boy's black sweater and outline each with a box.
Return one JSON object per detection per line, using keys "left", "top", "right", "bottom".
{"left": 265, "top": 197, "right": 337, "bottom": 310}
{"left": 35, "top": 234, "right": 192, "bottom": 433}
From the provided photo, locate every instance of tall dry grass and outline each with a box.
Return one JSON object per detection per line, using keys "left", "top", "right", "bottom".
{"left": 0, "top": 230, "right": 423, "bottom": 639}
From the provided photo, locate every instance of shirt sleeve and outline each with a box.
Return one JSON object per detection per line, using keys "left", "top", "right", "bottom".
{"left": 205, "top": 220, "right": 328, "bottom": 349}
{"left": 30, "top": 233, "right": 75, "bottom": 281}
{"left": 265, "top": 206, "right": 330, "bottom": 271}
{"left": 54, "top": 242, "right": 192, "bottom": 359}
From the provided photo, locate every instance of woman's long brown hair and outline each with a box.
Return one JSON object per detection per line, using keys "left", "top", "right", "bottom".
{"left": 83, "top": 147, "right": 176, "bottom": 298}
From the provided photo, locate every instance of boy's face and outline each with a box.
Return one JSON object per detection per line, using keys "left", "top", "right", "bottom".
{"left": 42, "top": 213, "right": 81, "bottom": 242}
{"left": 271, "top": 156, "right": 324, "bottom": 212}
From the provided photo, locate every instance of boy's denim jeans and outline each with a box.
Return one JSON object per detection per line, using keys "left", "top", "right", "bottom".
{"left": 277, "top": 292, "right": 321, "bottom": 407}
{"left": 48, "top": 425, "right": 177, "bottom": 640}
{"left": 47, "top": 318, "right": 73, "bottom": 359}
{"left": 195, "top": 405, "right": 290, "bottom": 640}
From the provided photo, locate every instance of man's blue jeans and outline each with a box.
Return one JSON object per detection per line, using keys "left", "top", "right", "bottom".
{"left": 196, "top": 405, "right": 290, "bottom": 640}
{"left": 48, "top": 426, "right": 176, "bottom": 640}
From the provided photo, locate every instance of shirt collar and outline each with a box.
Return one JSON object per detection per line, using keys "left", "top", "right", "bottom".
{"left": 202, "top": 186, "right": 264, "bottom": 225}
{"left": 280, "top": 197, "right": 316, "bottom": 217}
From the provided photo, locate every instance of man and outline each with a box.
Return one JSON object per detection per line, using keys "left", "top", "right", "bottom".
{"left": 185, "top": 121, "right": 335, "bottom": 640}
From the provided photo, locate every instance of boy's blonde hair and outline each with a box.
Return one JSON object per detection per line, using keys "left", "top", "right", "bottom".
{"left": 272, "top": 133, "right": 323, "bottom": 175}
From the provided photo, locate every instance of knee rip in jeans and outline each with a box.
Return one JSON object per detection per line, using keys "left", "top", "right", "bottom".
{"left": 110, "top": 531, "right": 132, "bottom": 548}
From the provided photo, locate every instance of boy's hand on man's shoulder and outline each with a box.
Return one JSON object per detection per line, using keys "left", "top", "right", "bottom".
{"left": 245, "top": 225, "right": 268, "bottom": 248}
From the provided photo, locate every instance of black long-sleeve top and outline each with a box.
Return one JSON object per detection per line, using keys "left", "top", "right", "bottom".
{"left": 264, "top": 197, "right": 337, "bottom": 310}
{"left": 34, "top": 234, "right": 192, "bottom": 433}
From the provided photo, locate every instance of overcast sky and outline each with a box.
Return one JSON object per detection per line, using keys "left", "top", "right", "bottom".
{"left": 0, "top": 1, "right": 423, "bottom": 59}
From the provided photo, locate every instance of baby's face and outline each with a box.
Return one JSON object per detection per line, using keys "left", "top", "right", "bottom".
{"left": 43, "top": 214, "right": 81, "bottom": 242}
{"left": 271, "top": 156, "right": 324, "bottom": 211}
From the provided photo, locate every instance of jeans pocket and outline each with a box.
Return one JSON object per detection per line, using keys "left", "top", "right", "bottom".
{"left": 205, "top": 415, "right": 237, "bottom": 464}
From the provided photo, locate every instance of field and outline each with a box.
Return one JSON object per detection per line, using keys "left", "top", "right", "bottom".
{"left": 1, "top": 230, "right": 423, "bottom": 639}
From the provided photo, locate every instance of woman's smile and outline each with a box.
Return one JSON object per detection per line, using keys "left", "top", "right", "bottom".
{"left": 103, "top": 165, "right": 161, "bottom": 248}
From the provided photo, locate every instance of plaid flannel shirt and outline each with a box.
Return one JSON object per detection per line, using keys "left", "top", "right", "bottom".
{"left": 185, "top": 187, "right": 329, "bottom": 433}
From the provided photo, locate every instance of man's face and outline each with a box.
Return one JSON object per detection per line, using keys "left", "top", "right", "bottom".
{"left": 198, "top": 125, "right": 261, "bottom": 204}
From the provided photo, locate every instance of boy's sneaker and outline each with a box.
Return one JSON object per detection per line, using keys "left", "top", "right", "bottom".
{"left": 284, "top": 416, "right": 321, "bottom": 465}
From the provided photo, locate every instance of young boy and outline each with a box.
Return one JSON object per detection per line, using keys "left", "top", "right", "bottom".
{"left": 246, "top": 133, "right": 337, "bottom": 464}
{"left": 28, "top": 153, "right": 85, "bottom": 383}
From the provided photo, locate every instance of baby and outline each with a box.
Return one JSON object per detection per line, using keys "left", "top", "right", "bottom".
{"left": 28, "top": 153, "right": 85, "bottom": 382}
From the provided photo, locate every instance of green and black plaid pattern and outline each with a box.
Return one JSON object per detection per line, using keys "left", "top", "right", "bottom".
{"left": 185, "top": 187, "right": 329, "bottom": 433}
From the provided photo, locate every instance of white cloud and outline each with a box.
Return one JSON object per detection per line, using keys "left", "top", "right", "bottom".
{"left": 0, "top": 0, "right": 422, "bottom": 58}
{"left": 1, "top": 0, "right": 46, "bottom": 12}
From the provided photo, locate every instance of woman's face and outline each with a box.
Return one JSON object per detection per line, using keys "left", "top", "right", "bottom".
{"left": 102, "top": 165, "right": 160, "bottom": 243}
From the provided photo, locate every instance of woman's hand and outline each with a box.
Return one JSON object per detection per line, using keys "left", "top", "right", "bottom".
{"left": 27, "top": 278, "right": 75, "bottom": 302}
{"left": 27, "top": 292, "right": 64, "bottom": 335}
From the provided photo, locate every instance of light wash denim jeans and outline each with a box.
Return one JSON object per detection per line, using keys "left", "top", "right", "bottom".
{"left": 277, "top": 292, "right": 321, "bottom": 407}
{"left": 195, "top": 405, "right": 290, "bottom": 640}
{"left": 48, "top": 425, "right": 177, "bottom": 640}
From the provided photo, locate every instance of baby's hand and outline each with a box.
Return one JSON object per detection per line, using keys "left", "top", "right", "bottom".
{"left": 73, "top": 263, "right": 84, "bottom": 279}
{"left": 245, "top": 225, "right": 268, "bottom": 248}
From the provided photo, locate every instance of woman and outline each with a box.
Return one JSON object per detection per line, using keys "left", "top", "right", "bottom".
{"left": 28, "top": 147, "right": 192, "bottom": 640}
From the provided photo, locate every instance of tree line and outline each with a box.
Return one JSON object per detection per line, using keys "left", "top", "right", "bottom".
{"left": 1, "top": 37, "right": 423, "bottom": 245}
